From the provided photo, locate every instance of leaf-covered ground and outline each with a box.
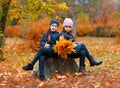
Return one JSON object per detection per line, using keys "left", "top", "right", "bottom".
{"left": 0, "top": 37, "right": 120, "bottom": 88}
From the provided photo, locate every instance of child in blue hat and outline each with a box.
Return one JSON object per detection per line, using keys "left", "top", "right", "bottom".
{"left": 22, "top": 19, "right": 60, "bottom": 80}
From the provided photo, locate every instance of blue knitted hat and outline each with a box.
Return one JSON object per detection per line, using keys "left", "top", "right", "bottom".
{"left": 50, "top": 20, "right": 59, "bottom": 26}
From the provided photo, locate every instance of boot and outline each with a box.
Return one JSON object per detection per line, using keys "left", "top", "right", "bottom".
{"left": 90, "top": 56, "right": 103, "bottom": 67}
{"left": 79, "top": 66, "right": 90, "bottom": 76}
{"left": 22, "top": 63, "right": 33, "bottom": 71}
{"left": 39, "top": 75, "right": 45, "bottom": 81}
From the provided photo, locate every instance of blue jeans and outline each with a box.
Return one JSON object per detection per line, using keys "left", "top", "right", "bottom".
{"left": 69, "top": 50, "right": 86, "bottom": 67}
{"left": 75, "top": 43, "right": 92, "bottom": 61}
{"left": 30, "top": 47, "right": 54, "bottom": 66}
{"left": 79, "top": 43, "right": 92, "bottom": 59}
{"left": 69, "top": 43, "right": 92, "bottom": 67}
{"left": 39, "top": 48, "right": 58, "bottom": 76}
{"left": 39, "top": 55, "right": 46, "bottom": 77}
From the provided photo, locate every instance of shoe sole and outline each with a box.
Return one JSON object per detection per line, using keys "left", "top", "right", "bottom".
{"left": 22, "top": 67, "right": 33, "bottom": 71}
{"left": 90, "top": 61, "right": 103, "bottom": 67}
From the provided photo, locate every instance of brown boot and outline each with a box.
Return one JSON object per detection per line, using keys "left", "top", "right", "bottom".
{"left": 79, "top": 66, "right": 90, "bottom": 76}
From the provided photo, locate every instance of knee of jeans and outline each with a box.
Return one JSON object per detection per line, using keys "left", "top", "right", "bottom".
{"left": 41, "top": 47, "right": 46, "bottom": 51}
{"left": 81, "top": 43, "right": 85, "bottom": 47}
{"left": 79, "top": 50, "right": 86, "bottom": 56}
{"left": 40, "top": 48, "right": 48, "bottom": 54}
{"left": 38, "top": 48, "right": 44, "bottom": 53}
{"left": 40, "top": 56, "right": 45, "bottom": 62}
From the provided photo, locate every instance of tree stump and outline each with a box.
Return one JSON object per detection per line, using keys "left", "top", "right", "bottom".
{"left": 32, "top": 57, "right": 79, "bottom": 78}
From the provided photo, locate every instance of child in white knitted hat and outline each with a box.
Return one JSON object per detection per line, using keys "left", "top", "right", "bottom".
{"left": 60, "top": 18, "right": 103, "bottom": 75}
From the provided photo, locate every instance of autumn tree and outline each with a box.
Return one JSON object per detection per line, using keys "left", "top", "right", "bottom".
{"left": 0, "top": 0, "right": 11, "bottom": 60}
{"left": 9, "top": 0, "right": 68, "bottom": 23}
{"left": 0, "top": 0, "right": 68, "bottom": 59}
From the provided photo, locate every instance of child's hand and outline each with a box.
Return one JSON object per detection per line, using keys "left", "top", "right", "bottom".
{"left": 44, "top": 44, "right": 50, "bottom": 48}
{"left": 73, "top": 43, "right": 77, "bottom": 47}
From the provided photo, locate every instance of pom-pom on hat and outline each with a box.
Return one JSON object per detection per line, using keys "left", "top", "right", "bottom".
{"left": 63, "top": 18, "right": 73, "bottom": 27}
{"left": 50, "top": 19, "right": 59, "bottom": 26}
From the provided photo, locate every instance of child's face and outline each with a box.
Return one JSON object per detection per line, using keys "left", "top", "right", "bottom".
{"left": 50, "top": 23, "right": 58, "bottom": 32}
{"left": 64, "top": 26, "right": 72, "bottom": 33}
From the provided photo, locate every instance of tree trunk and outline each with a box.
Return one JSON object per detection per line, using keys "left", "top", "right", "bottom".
{"left": 0, "top": 0, "right": 11, "bottom": 60}
{"left": 72, "top": 1, "right": 77, "bottom": 36}
{"left": 32, "top": 57, "right": 79, "bottom": 78}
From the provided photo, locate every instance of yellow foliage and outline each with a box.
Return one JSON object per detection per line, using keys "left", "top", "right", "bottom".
{"left": 9, "top": 7, "right": 20, "bottom": 20}
{"left": 11, "top": 0, "right": 17, "bottom": 4}
{"left": 57, "top": 3, "right": 68, "bottom": 11}
{"left": 54, "top": 36, "right": 75, "bottom": 59}
{"left": 8, "top": 0, "right": 68, "bottom": 21}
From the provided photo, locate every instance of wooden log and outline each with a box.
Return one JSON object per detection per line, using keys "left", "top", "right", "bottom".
{"left": 32, "top": 57, "right": 79, "bottom": 78}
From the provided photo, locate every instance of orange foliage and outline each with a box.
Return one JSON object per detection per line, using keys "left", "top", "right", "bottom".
{"left": 5, "top": 19, "right": 52, "bottom": 52}
{"left": 15, "top": 40, "right": 33, "bottom": 52}
{"left": 115, "top": 35, "right": 120, "bottom": 44}
{"left": 77, "top": 24, "right": 93, "bottom": 36}
{"left": 24, "top": 19, "right": 49, "bottom": 51}
{"left": 77, "top": 9, "right": 120, "bottom": 37}
{"left": 5, "top": 26, "right": 21, "bottom": 37}
{"left": 54, "top": 36, "right": 75, "bottom": 59}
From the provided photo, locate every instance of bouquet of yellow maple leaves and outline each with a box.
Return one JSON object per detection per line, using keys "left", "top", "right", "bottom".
{"left": 53, "top": 36, "right": 75, "bottom": 59}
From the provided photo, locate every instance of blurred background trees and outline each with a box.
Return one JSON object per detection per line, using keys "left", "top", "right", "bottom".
{"left": 0, "top": 0, "right": 120, "bottom": 59}
{"left": 4, "top": 0, "right": 120, "bottom": 38}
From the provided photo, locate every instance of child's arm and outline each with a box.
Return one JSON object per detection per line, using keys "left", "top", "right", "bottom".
{"left": 40, "top": 33, "right": 47, "bottom": 47}
{"left": 40, "top": 33, "right": 51, "bottom": 48}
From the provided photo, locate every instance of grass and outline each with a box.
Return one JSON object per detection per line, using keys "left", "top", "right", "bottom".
{"left": 0, "top": 37, "right": 120, "bottom": 88}
{"left": 79, "top": 37, "right": 120, "bottom": 74}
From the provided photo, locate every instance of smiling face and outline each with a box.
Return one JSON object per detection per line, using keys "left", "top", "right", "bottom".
{"left": 50, "top": 23, "right": 58, "bottom": 32}
{"left": 64, "top": 26, "right": 72, "bottom": 33}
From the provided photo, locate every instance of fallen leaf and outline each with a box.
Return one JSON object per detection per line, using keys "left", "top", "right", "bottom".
{"left": 37, "top": 81, "right": 47, "bottom": 88}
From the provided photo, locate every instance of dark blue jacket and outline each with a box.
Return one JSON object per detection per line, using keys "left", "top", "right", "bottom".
{"left": 60, "top": 32, "right": 75, "bottom": 42}
{"left": 60, "top": 32, "right": 83, "bottom": 52}
{"left": 40, "top": 31, "right": 59, "bottom": 47}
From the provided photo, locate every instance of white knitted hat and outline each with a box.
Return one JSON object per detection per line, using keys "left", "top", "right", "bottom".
{"left": 63, "top": 18, "right": 73, "bottom": 27}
